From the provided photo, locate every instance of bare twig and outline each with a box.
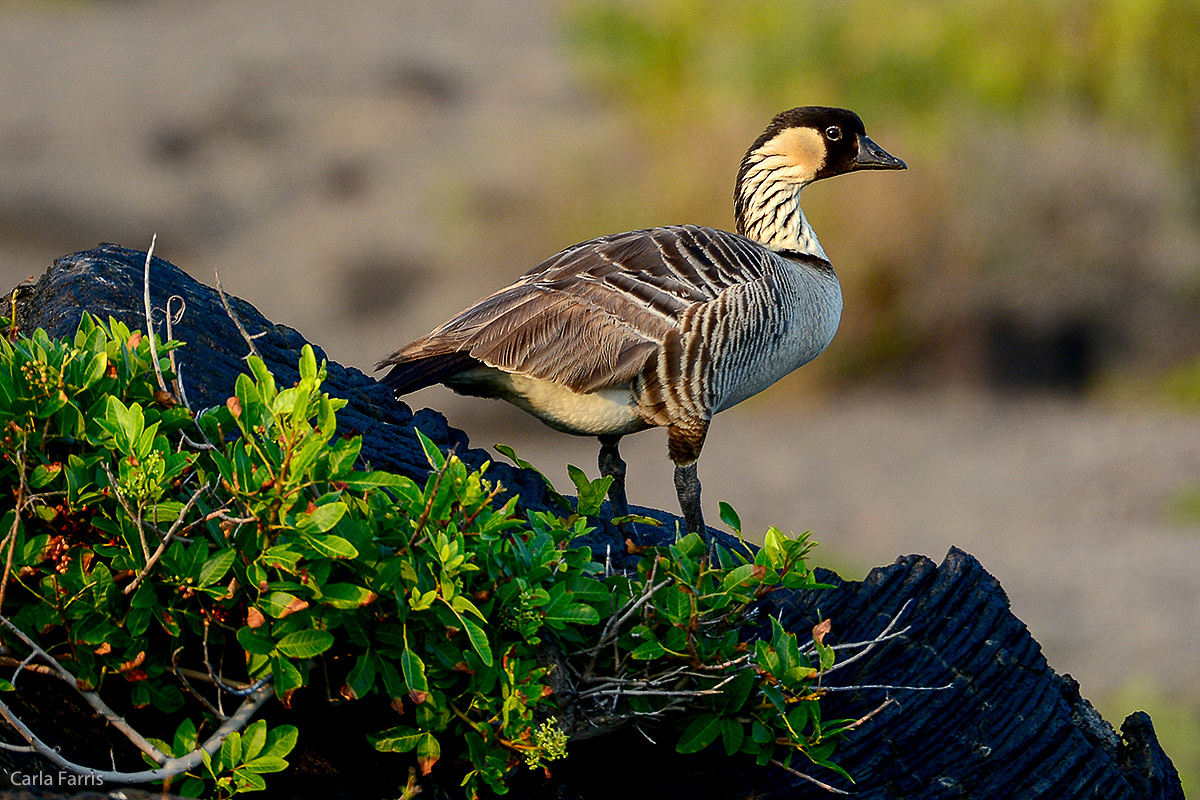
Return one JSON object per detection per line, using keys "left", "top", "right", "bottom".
{"left": 141, "top": 234, "right": 169, "bottom": 396}
{"left": 122, "top": 481, "right": 212, "bottom": 596}
{"left": 0, "top": 614, "right": 168, "bottom": 764}
{"left": 100, "top": 462, "right": 151, "bottom": 559}
{"left": 0, "top": 447, "right": 29, "bottom": 614}
{"left": 580, "top": 560, "right": 668, "bottom": 659}
{"left": 172, "top": 647, "right": 226, "bottom": 721}
{"left": 769, "top": 758, "right": 850, "bottom": 795}
{"left": 202, "top": 620, "right": 272, "bottom": 697}
{"left": 0, "top": 739, "right": 36, "bottom": 752}
{"left": 818, "top": 682, "right": 955, "bottom": 694}
{"left": 214, "top": 271, "right": 262, "bottom": 360}
{"left": 164, "top": 293, "right": 190, "bottom": 409}
{"left": 576, "top": 686, "right": 727, "bottom": 700}
{"left": 842, "top": 697, "right": 898, "bottom": 731}
{"left": 0, "top": 681, "right": 272, "bottom": 784}
{"left": 809, "top": 599, "right": 914, "bottom": 681}
{"left": 10, "top": 648, "right": 38, "bottom": 687}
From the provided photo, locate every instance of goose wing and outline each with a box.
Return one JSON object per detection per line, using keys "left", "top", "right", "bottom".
{"left": 378, "top": 225, "right": 778, "bottom": 395}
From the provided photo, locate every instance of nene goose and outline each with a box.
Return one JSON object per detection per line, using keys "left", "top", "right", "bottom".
{"left": 378, "top": 106, "right": 905, "bottom": 551}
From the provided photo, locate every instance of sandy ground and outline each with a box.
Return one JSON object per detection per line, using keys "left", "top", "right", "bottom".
{"left": 1, "top": 0, "right": 1198, "bottom": 754}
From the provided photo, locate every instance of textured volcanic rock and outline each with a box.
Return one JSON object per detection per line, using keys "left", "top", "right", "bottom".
{"left": 0, "top": 245, "right": 1183, "bottom": 799}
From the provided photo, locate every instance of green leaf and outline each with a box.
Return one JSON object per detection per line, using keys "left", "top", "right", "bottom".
{"left": 415, "top": 429, "right": 446, "bottom": 470}
{"left": 240, "top": 756, "right": 290, "bottom": 774}
{"left": 262, "top": 591, "right": 308, "bottom": 618}
{"left": 241, "top": 720, "right": 267, "bottom": 762}
{"left": 721, "top": 718, "right": 744, "bottom": 756}
{"left": 565, "top": 576, "right": 610, "bottom": 602}
{"left": 493, "top": 443, "right": 535, "bottom": 471}
{"left": 237, "top": 626, "right": 277, "bottom": 656}
{"left": 221, "top": 731, "right": 243, "bottom": 771}
{"left": 342, "top": 471, "right": 411, "bottom": 491}
{"left": 751, "top": 720, "right": 773, "bottom": 744}
{"left": 718, "top": 669, "right": 755, "bottom": 714}
{"left": 460, "top": 617, "right": 493, "bottom": 666}
{"left": 369, "top": 725, "right": 422, "bottom": 753}
{"left": 567, "top": 464, "right": 613, "bottom": 518}
{"left": 718, "top": 501, "right": 742, "bottom": 533}
{"left": 276, "top": 629, "right": 334, "bottom": 659}
{"left": 261, "top": 544, "right": 302, "bottom": 572}
{"left": 308, "top": 502, "right": 347, "bottom": 533}
{"left": 319, "top": 583, "right": 374, "bottom": 609}
{"left": 270, "top": 655, "right": 304, "bottom": 697}
{"left": 401, "top": 648, "right": 429, "bottom": 696}
{"left": 449, "top": 594, "right": 487, "bottom": 622}
{"left": 261, "top": 725, "right": 299, "bottom": 760}
{"left": 198, "top": 548, "right": 237, "bottom": 588}
{"left": 300, "top": 533, "right": 358, "bottom": 559}
{"left": 719, "top": 564, "right": 756, "bottom": 593}
{"left": 173, "top": 717, "right": 199, "bottom": 757}
{"left": 345, "top": 652, "right": 378, "bottom": 700}
{"left": 544, "top": 602, "right": 600, "bottom": 625}
{"left": 657, "top": 585, "right": 692, "bottom": 626}
{"left": 677, "top": 713, "right": 721, "bottom": 754}
{"left": 786, "top": 703, "right": 811, "bottom": 736}
{"left": 416, "top": 732, "right": 441, "bottom": 773}
{"left": 298, "top": 344, "right": 318, "bottom": 383}
{"left": 28, "top": 462, "right": 63, "bottom": 489}
{"left": 630, "top": 640, "right": 666, "bottom": 660}
{"left": 79, "top": 350, "right": 108, "bottom": 390}
{"left": 247, "top": 357, "right": 277, "bottom": 403}
{"left": 816, "top": 640, "right": 836, "bottom": 672}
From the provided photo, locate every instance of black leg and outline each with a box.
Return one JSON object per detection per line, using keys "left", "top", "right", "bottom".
{"left": 668, "top": 421, "right": 710, "bottom": 553}
{"left": 673, "top": 462, "right": 705, "bottom": 538}
{"left": 598, "top": 435, "right": 636, "bottom": 543}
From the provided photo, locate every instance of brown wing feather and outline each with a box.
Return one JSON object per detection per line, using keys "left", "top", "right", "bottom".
{"left": 377, "top": 225, "right": 780, "bottom": 395}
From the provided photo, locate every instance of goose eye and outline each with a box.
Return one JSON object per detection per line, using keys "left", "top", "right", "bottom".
{"left": 825, "top": 125, "right": 842, "bottom": 141}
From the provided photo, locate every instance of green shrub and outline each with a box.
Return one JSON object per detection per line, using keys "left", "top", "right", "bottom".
{"left": 0, "top": 315, "right": 863, "bottom": 798}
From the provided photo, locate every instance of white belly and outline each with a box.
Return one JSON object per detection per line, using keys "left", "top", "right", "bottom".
{"left": 447, "top": 367, "right": 648, "bottom": 437}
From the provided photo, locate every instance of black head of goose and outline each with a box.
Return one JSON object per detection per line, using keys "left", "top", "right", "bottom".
{"left": 378, "top": 106, "right": 905, "bottom": 553}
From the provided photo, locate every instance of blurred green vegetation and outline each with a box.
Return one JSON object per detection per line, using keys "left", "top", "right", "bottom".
{"left": 565, "top": 0, "right": 1200, "bottom": 168}
{"left": 559, "top": 0, "right": 1200, "bottom": 392}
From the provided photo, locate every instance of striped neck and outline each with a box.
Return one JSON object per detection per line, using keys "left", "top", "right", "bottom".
{"left": 734, "top": 157, "right": 828, "bottom": 262}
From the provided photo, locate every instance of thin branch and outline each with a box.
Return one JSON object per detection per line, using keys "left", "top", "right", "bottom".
{"left": 164, "top": 293, "right": 190, "bottom": 409}
{"left": 203, "top": 620, "right": 272, "bottom": 697}
{"left": 10, "top": 648, "right": 38, "bottom": 688}
{"left": 0, "top": 446, "right": 29, "bottom": 615}
{"left": 0, "top": 614, "right": 168, "bottom": 765}
{"left": 122, "top": 481, "right": 212, "bottom": 596}
{"left": 818, "top": 682, "right": 955, "bottom": 694}
{"left": 0, "top": 681, "right": 272, "bottom": 784}
{"left": 841, "top": 697, "right": 898, "bottom": 731}
{"left": 810, "top": 600, "right": 914, "bottom": 680}
{"left": 769, "top": 758, "right": 850, "bottom": 795}
{"left": 214, "top": 271, "right": 262, "bottom": 360}
{"left": 0, "top": 492, "right": 23, "bottom": 615}
{"left": 172, "top": 646, "right": 225, "bottom": 722}
{"left": 100, "top": 462, "right": 151, "bottom": 559}
{"left": 0, "top": 739, "right": 36, "bottom": 752}
{"left": 580, "top": 562, "right": 669, "bottom": 659}
{"left": 576, "top": 686, "right": 728, "bottom": 700}
{"left": 141, "top": 234, "right": 169, "bottom": 396}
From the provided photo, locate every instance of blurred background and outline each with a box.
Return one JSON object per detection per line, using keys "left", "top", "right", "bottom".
{"left": 1, "top": 0, "right": 1198, "bottom": 788}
